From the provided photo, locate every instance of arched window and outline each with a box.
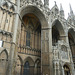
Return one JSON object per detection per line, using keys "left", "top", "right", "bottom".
{"left": 0, "top": 50, "right": 8, "bottom": 75}
{"left": 63, "top": 65, "right": 71, "bottom": 75}
{"left": 61, "top": 45, "right": 67, "bottom": 52}
{"left": 55, "top": 8, "right": 58, "bottom": 14}
{"left": 52, "top": 25, "right": 60, "bottom": 45}
{"left": 26, "top": 31, "right": 30, "bottom": 47}
{"left": 52, "top": 20, "right": 65, "bottom": 46}
{"left": 68, "top": 29, "right": 75, "bottom": 68}
{"left": 23, "top": 61, "right": 30, "bottom": 75}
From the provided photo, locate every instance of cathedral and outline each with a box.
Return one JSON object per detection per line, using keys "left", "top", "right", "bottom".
{"left": 0, "top": 0, "right": 75, "bottom": 75}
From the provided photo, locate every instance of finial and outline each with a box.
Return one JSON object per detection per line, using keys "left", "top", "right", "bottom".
{"left": 60, "top": 3, "right": 63, "bottom": 11}
{"left": 69, "top": 3, "right": 73, "bottom": 15}
{"left": 54, "top": 1, "right": 56, "bottom": 5}
{"left": 60, "top": 3, "right": 64, "bottom": 17}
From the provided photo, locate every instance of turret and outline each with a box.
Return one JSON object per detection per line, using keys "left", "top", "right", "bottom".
{"left": 60, "top": 4, "right": 64, "bottom": 17}
{"left": 44, "top": 0, "right": 49, "bottom": 8}
{"left": 69, "top": 4, "right": 74, "bottom": 16}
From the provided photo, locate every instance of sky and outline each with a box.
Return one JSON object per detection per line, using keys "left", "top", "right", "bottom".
{"left": 42, "top": 0, "right": 75, "bottom": 19}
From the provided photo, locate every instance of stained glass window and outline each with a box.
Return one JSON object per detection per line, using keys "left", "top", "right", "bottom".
{"left": 26, "top": 31, "right": 30, "bottom": 47}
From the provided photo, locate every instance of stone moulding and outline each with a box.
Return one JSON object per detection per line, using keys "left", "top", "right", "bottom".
{"left": 20, "top": 0, "right": 50, "bottom": 20}
{"left": 0, "top": 29, "right": 13, "bottom": 37}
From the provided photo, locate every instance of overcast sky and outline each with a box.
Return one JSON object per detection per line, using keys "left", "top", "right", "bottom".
{"left": 42, "top": 0, "right": 75, "bottom": 19}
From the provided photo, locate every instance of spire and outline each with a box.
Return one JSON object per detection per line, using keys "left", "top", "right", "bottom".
{"left": 60, "top": 4, "right": 64, "bottom": 17}
{"left": 60, "top": 3, "right": 63, "bottom": 11}
{"left": 54, "top": 1, "right": 57, "bottom": 6}
{"left": 44, "top": 0, "right": 49, "bottom": 8}
{"left": 69, "top": 4, "right": 73, "bottom": 15}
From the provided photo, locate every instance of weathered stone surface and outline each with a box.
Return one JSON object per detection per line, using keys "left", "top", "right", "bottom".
{"left": 0, "top": 0, "right": 74, "bottom": 75}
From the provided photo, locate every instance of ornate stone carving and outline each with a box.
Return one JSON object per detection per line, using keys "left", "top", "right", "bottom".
{"left": 20, "top": 0, "right": 50, "bottom": 20}
{"left": 0, "top": 29, "right": 13, "bottom": 37}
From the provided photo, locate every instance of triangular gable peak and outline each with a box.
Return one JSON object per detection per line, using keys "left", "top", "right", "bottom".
{"left": 50, "top": 2, "right": 59, "bottom": 15}
{"left": 10, "top": 5, "right": 15, "bottom": 12}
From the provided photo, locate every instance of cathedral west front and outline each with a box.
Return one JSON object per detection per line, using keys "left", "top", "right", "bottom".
{"left": 0, "top": 0, "right": 75, "bottom": 75}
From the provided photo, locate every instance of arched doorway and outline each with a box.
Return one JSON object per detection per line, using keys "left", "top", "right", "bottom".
{"left": 35, "top": 59, "right": 41, "bottom": 75}
{"left": 37, "top": 61, "right": 41, "bottom": 75}
{"left": 52, "top": 20, "right": 65, "bottom": 46}
{"left": 68, "top": 28, "right": 75, "bottom": 68}
{"left": 23, "top": 57, "right": 34, "bottom": 75}
{"left": 63, "top": 65, "right": 71, "bottom": 75}
{"left": 23, "top": 61, "right": 30, "bottom": 75}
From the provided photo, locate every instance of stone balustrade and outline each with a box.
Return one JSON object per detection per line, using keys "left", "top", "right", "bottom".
{"left": 18, "top": 46, "right": 41, "bottom": 57}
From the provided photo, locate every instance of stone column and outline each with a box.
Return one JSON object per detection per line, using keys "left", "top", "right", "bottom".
{"left": 41, "top": 29, "right": 50, "bottom": 75}
{"left": 48, "top": 15, "right": 53, "bottom": 75}
{"left": 62, "top": 66, "right": 64, "bottom": 75}
{"left": 54, "top": 62, "right": 60, "bottom": 75}
{"left": 54, "top": 62, "right": 56, "bottom": 75}
{"left": 71, "top": 63, "right": 75, "bottom": 75}
{"left": 41, "top": 15, "right": 53, "bottom": 75}
{"left": 39, "top": 33, "right": 41, "bottom": 50}
{"left": 58, "top": 64, "right": 60, "bottom": 75}
{"left": 8, "top": 0, "right": 20, "bottom": 75}
{"left": 34, "top": 64, "right": 37, "bottom": 75}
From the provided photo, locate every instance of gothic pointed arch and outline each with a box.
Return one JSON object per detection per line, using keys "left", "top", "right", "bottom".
{"left": 20, "top": 5, "right": 48, "bottom": 28}
{"left": 16, "top": 55, "right": 22, "bottom": 75}
{"left": 68, "top": 28, "right": 75, "bottom": 41}
{"left": 68, "top": 28, "right": 75, "bottom": 68}
{"left": 63, "top": 64, "right": 71, "bottom": 75}
{"left": 0, "top": 49, "right": 8, "bottom": 59}
{"left": 23, "top": 57, "right": 34, "bottom": 75}
{"left": 24, "top": 57, "right": 34, "bottom": 66}
{"left": 52, "top": 19, "right": 65, "bottom": 45}
{"left": 35, "top": 58, "right": 41, "bottom": 75}
{"left": 19, "top": 5, "right": 49, "bottom": 75}
{"left": 2, "top": 2, "right": 9, "bottom": 9}
{"left": 0, "top": 49, "right": 8, "bottom": 75}
{"left": 10, "top": 5, "right": 15, "bottom": 12}
{"left": 51, "top": 2, "right": 59, "bottom": 15}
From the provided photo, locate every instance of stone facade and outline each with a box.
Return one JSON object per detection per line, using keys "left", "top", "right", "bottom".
{"left": 0, "top": 0, "right": 75, "bottom": 75}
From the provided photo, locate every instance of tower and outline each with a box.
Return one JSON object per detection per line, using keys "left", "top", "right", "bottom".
{"left": 69, "top": 4, "right": 74, "bottom": 15}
